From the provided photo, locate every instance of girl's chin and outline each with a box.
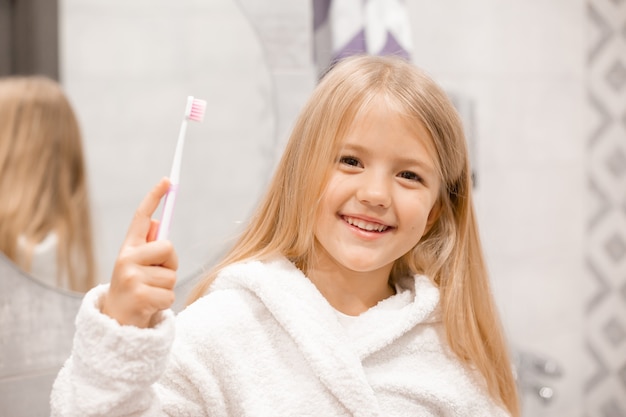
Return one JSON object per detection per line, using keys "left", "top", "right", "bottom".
{"left": 335, "top": 257, "right": 393, "bottom": 275}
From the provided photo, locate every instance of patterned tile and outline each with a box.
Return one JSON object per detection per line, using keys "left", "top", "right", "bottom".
{"left": 589, "top": 178, "right": 611, "bottom": 230}
{"left": 585, "top": 341, "right": 610, "bottom": 393}
{"left": 606, "top": 148, "right": 626, "bottom": 178}
{"left": 586, "top": 0, "right": 626, "bottom": 414}
{"left": 605, "top": 60, "right": 626, "bottom": 92}
{"left": 619, "top": 361, "right": 626, "bottom": 388}
{"left": 587, "top": 257, "right": 612, "bottom": 313}
{"left": 603, "top": 316, "right": 626, "bottom": 347}
{"left": 600, "top": 399, "right": 625, "bottom": 417}
{"left": 605, "top": 233, "right": 626, "bottom": 263}
{"left": 587, "top": 3, "right": 613, "bottom": 64}
{"left": 588, "top": 92, "right": 612, "bottom": 147}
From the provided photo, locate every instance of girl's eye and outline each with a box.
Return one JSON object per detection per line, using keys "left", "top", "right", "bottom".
{"left": 339, "top": 156, "right": 361, "bottom": 167}
{"left": 399, "top": 171, "right": 422, "bottom": 182}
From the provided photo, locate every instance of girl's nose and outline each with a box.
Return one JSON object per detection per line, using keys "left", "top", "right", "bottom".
{"left": 356, "top": 172, "right": 391, "bottom": 208}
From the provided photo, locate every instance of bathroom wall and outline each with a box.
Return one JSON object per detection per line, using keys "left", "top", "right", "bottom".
{"left": 54, "top": 1, "right": 618, "bottom": 416}
{"left": 405, "top": 2, "right": 586, "bottom": 416}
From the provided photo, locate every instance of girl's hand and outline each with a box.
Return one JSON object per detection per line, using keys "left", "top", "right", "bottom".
{"left": 101, "top": 178, "right": 179, "bottom": 328}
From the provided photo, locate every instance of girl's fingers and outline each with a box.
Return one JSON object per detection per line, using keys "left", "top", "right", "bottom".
{"left": 124, "top": 240, "right": 178, "bottom": 271}
{"left": 103, "top": 285, "right": 175, "bottom": 328}
{"left": 104, "top": 178, "right": 178, "bottom": 328}
{"left": 145, "top": 286, "right": 176, "bottom": 312}
{"left": 143, "top": 265, "right": 177, "bottom": 290}
{"left": 160, "top": 246, "right": 178, "bottom": 270}
{"left": 125, "top": 178, "right": 170, "bottom": 246}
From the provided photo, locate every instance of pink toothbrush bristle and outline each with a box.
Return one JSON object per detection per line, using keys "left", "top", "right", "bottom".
{"left": 188, "top": 99, "right": 207, "bottom": 122}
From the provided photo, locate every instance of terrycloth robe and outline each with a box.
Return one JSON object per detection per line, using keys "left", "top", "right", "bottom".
{"left": 50, "top": 257, "right": 510, "bottom": 416}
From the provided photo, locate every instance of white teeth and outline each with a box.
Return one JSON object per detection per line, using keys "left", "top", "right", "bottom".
{"left": 344, "top": 216, "right": 388, "bottom": 232}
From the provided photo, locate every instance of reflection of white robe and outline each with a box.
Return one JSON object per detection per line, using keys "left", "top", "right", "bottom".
{"left": 17, "top": 233, "right": 68, "bottom": 289}
{"left": 51, "top": 257, "right": 510, "bottom": 416}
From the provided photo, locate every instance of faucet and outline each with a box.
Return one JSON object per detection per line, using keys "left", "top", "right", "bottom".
{"left": 513, "top": 349, "right": 563, "bottom": 405}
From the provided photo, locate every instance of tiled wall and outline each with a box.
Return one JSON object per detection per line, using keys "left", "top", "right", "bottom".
{"left": 585, "top": 0, "right": 626, "bottom": 415}
{"left": 59, "top": 1, "right": 601, "bottom": 416}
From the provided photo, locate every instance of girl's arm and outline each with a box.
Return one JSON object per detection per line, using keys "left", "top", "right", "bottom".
{"left": 50, "top": 284, "right": 175, "bottom": 416}
{"left": 50, "top": 179, "right": 203, "bottom": 416}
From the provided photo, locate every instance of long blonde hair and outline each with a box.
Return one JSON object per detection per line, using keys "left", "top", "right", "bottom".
{"left": 188, "top": 55, "right": 519, "bottom": 416}
{"left": 0, "top": 75, "right": 96, "bottom": 292}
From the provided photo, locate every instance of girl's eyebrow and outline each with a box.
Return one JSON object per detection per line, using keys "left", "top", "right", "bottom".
{"left": 340, "top": 142, "right": 437, "bottom": 173}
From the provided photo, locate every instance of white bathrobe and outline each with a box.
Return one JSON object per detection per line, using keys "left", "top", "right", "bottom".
{"left": 50, "top": 257, "right": 510, "bottom": 417}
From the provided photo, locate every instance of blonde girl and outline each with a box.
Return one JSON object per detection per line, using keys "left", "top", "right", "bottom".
{"left": 52, "top": 55, "right": 519, "bottom": 416}
{"left": 0, "top": 76, "right": 96, "bottom": 292}
{"left": 189, "top": 54, "right": 520, "bottom": 415}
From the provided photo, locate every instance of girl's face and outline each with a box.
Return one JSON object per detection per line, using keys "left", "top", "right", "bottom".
{"left": 313, "top": 100, "right": 441, "bottom": 279}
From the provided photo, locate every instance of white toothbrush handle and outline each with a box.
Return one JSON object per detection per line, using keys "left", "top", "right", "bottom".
{"left": 157, "top": 118, "right": 187, "bottom": 240}
{"left": 156, "top": 183, "right": 178, "bottom": 241}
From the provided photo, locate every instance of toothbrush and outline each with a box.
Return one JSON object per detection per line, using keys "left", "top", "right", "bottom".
{"left": 156, "top": 96, "right": 207, "bottom": 241}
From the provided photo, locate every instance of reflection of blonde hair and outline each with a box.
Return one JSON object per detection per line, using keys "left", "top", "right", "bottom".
{"left": 0, "top": 76, "right": 96, "bottom": 292}
{"left": 189, "top": 55, "right": 519, "bottom": 416}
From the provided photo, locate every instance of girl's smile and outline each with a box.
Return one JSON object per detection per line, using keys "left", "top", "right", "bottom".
{"left": 341, "top": 214, "right": 394, "bottom": 236}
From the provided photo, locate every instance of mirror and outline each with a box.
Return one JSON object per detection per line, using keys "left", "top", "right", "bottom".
{"left": 61, "top": 0, "right": 277, "bottom": 294}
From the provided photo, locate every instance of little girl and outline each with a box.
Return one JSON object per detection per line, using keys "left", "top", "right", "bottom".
{"left": 0, "top": 76, "right": 97, "bottom": 292}
{"left": 51, "top": 55, "right": 520, "bottom": 416}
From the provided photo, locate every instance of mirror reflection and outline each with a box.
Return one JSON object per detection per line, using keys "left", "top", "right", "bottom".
{"left": 61, "top": 0, "right": 277, "bottom": 289}
{"left": 0, "top": 75, "right": 96, "bottom": 293}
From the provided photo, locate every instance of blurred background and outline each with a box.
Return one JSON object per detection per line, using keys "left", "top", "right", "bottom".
{"left": 1, "top": 0, "right": 625, "bottom": 416}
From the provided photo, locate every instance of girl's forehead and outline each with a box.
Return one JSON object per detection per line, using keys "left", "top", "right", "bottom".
{"left": 347, "top": 99, "right": 428, "bottom": 140}
{"left": 338, "top": 99, "right": 442, "bottom": 173}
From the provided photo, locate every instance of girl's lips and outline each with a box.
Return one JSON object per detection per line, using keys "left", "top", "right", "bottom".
{"left": 340, "top": 215, "right": 394, "bottom": 233}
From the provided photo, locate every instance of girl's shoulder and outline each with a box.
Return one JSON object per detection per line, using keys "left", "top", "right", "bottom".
{"left": 216, "top": 256, "right": 299, "bottom": 280}
{"left": 173, "top": 259, "right": 302, "bottom": 355}
{"left": 177, "top": 257, "right": 299, "bottom": 323}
